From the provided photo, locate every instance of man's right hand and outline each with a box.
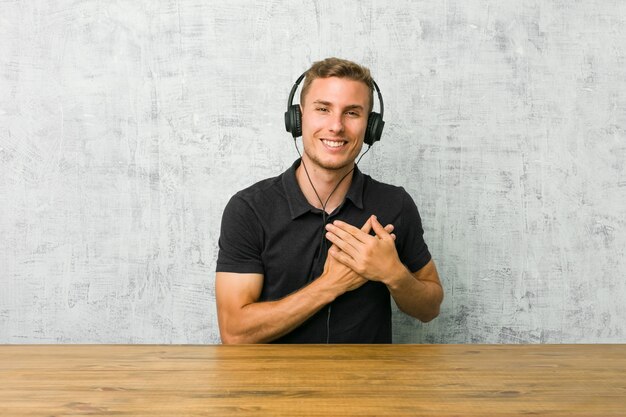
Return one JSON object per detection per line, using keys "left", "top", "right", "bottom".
{"left": 320, "top": 218, "right": 395, "bottom": 294}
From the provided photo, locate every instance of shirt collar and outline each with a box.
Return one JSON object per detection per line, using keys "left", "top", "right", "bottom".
{"left": 282, "top": 158, "right": 365, "bottom": 220}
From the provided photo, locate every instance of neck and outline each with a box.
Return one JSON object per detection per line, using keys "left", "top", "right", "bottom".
{"left": 295, "top": 157, "right": 355, "bottom": 214}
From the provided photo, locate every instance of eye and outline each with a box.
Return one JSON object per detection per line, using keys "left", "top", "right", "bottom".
{"left": 315, "top": 107, "right": 328, "bottom": 113}
{"left": 346, "top": 110, "right": 360, "bottom": 117}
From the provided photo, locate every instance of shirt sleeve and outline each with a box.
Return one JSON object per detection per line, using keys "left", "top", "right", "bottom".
{"left": 215, "top": 194, "right": 265, "bottom": 274}
{"left": 396, "top": 189, "right": 432, "bottom": 273}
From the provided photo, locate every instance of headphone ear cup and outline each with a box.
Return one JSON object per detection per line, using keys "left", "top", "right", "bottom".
{"left": 284, "top": 105, "right": 302, "bottom": 138}
{"left": 365, "top": 112, "right": 385, "bottom": 146}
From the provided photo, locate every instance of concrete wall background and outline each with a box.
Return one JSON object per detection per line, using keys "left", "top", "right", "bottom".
{"left": 1, "top": 0, "right": 625, "bottom": 343}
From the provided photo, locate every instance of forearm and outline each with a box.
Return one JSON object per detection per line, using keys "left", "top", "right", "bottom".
{"left": 324, "top": 216, "right": 442, "bottom": 322}
{"left": 385, "top": 262, "right": 443, "bottom": 322}
{"left": 220, "top": 276, "right": 338, "bottom": 344}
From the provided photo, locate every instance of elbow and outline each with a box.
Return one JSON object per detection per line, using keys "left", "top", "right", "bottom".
{"left": 218, "top": 319, "right": 241, "bottom": 344}
{"left": 418, "top": 289, "right": 444, "bottom": 323}
{"left": 220, "top": 332, "right": 247, "bottom": 345}
{"left": 219, "top": 332, "right": 238, "bottom": 344}
{"left": 400, "top": 304, "right": 440, "bottom": 323}
{"left": 419, "top": 306, "right": 440, "bottom": 323}
{"left": 217, "top": 310, "right": 251, "bottom": 344}
{"left": 219, "top": 328, "right": 249, "bottom": 344}
{"left": 219, "top": 324, "right": 262, "bottom": 344}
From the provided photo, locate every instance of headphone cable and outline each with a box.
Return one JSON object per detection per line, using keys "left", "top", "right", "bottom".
{"left": 292, "top": 140, "right": 371, "bottom": 254}
{"left": 292, "top": 139, "right": 372, "bottom": 344}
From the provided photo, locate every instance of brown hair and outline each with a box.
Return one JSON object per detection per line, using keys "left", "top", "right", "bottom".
{"left": 300, "top": 57, "right": 374, "bottom": 112}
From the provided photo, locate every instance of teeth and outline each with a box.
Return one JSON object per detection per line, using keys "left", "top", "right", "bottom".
{"left": 322, "top": 139, "right": 345, "bottom": 148}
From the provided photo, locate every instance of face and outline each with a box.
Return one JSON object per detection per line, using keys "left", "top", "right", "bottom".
{"left": 300, "top": 77, "right": 371, "bottom": 173}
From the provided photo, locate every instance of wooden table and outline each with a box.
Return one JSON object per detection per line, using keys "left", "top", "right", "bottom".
{"left": 1, "top": 344, "right": 624, "bottom": 416}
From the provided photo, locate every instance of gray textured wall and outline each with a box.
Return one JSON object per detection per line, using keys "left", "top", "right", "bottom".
{"left": 1, "top": 1, "right": 625, "bottom": 344}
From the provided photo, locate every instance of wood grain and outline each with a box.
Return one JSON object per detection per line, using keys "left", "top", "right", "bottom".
{"left": 1, "top": 345, "right": 624, "bottom": 416}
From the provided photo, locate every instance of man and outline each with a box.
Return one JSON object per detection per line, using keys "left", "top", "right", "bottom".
{"left": 215, "top": 57, "right": 443, "bottom": 343}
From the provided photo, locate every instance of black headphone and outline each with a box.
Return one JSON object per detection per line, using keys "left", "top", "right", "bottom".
{"left": 284, "top": 72, "right": 385, "bottom": 146}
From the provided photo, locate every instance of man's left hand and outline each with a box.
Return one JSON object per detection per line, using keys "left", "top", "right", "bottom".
{"left": 325, "top": 215, "right": 405, "bottom": 284}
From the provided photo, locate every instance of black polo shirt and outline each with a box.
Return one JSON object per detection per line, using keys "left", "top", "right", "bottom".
{"left": 216, "top": 159, "right": 431, "bottom": 343}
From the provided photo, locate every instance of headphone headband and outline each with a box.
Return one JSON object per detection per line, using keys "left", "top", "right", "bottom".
{"left": 371, "top": 80, "right": 384, "bottom": 118}
{"left": 286, "top": 72, "right": 307, "bottom": 111}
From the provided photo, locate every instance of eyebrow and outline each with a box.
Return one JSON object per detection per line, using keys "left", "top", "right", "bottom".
{"left": 312, "top": 100, "right": 364, "bottom": 111}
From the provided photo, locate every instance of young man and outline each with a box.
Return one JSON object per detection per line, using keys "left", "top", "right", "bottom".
{"left": 215, "top": 58, "right": 443, "bottom": 344}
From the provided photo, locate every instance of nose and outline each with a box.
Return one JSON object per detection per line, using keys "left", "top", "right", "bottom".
{"left": 328, "top": 113, "right": 344, "bottom": 134}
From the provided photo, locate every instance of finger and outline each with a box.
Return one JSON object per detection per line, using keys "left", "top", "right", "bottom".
{"left": 371, "top": 215, "right": 392, "bottom": 241}
{"left": 361, "top": 217, "right": 373, "bottom": 233}
{"left": 390, "top": 233, "right": 396, "bottom": 241}
{"left": 331, "top": 219, "right": 372, "bottom": 244}
{"left": 326, "top": 218, "right": 371, "bottom": 249}
{"left": 329, "top": 246, "right": 358, "bottom": 270}
{"left": 384, "top": 224, "right": 394, "bottom": 234}
{"left": 325, "top": 229, "right": 359, "bottom": 258}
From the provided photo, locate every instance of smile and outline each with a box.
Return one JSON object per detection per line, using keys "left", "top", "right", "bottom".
{"left": 321, "top": 139, "right": 347, "bottom": 148}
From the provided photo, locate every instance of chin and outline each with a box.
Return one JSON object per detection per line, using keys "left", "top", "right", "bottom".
{"left": 302, "top": 145, "right": 359, "bottom": 172}
{"left": 311, "top": 157, "right": 354, "bottom": 171}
